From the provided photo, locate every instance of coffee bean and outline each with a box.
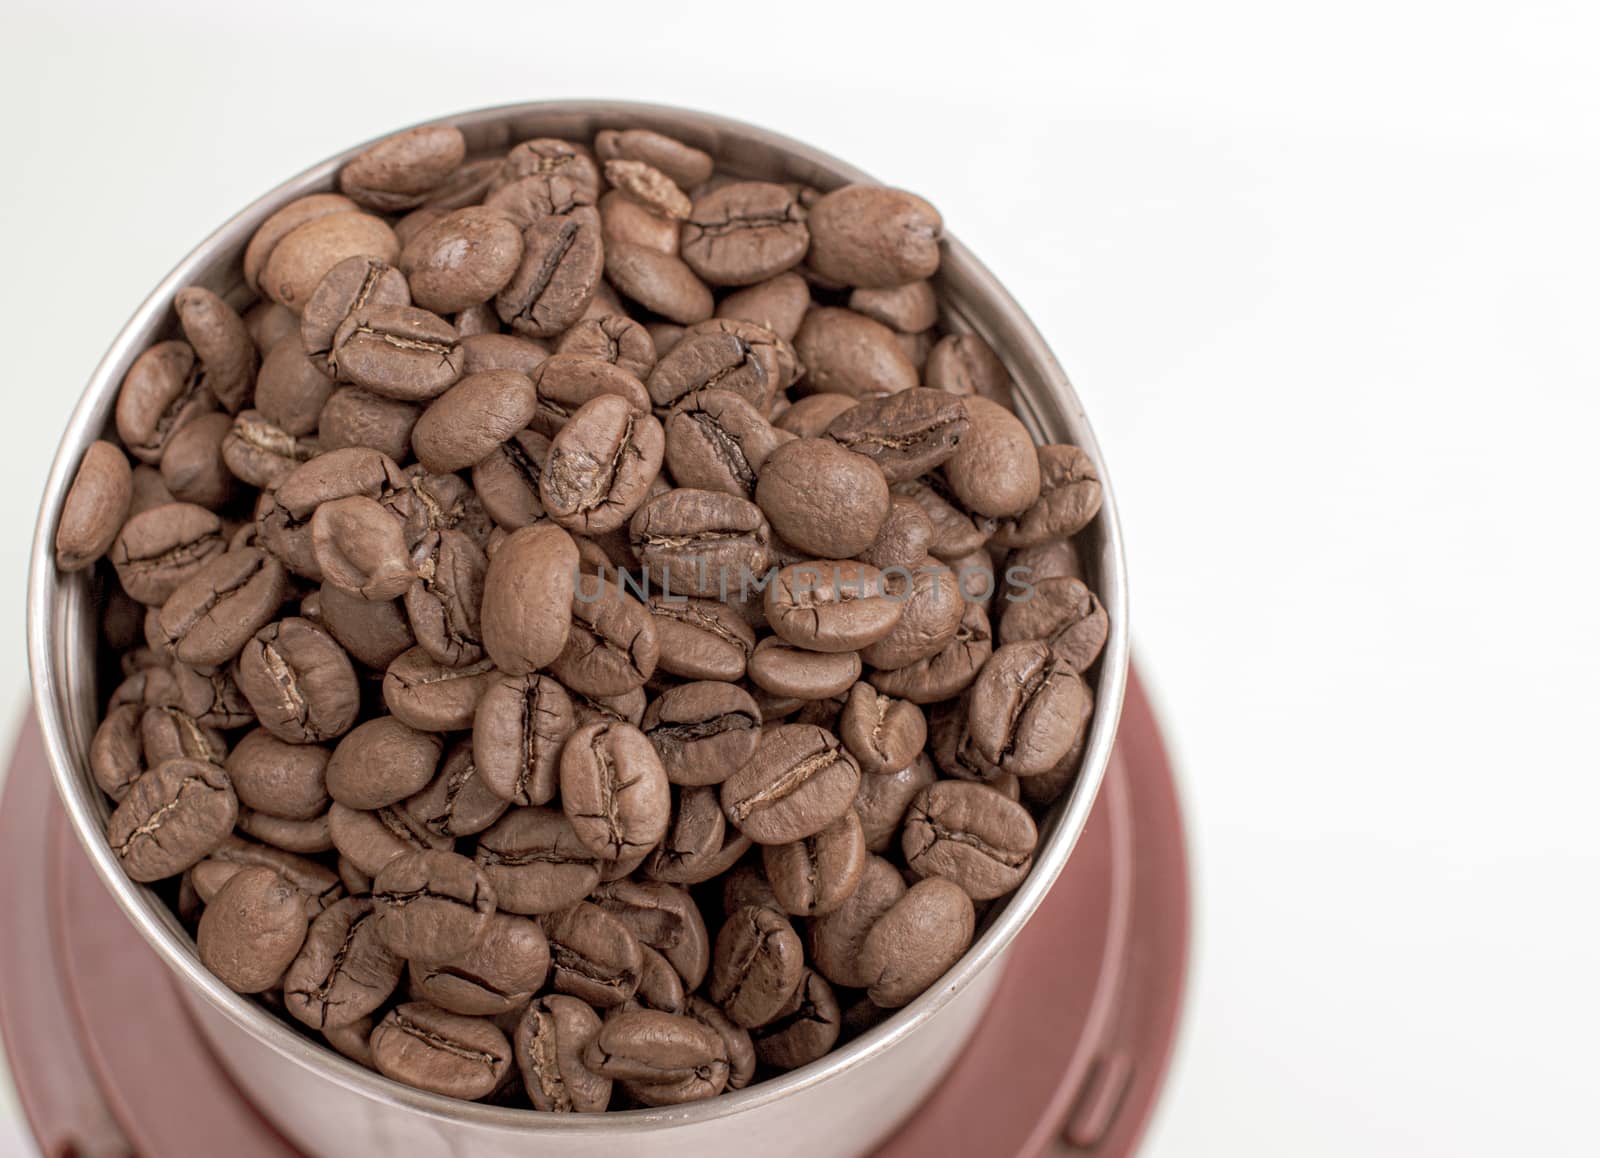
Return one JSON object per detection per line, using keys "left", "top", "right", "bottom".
{"left": 372, "top": 850, "right": 496, "bottom": 964}
{"left": 158, "top": 411, "right": 236, "bottom": 508}
{"left": 475, "top": 807, "right": 601, "bottom": 915}
{"left": 966, "top": 641, "right": 1093, "bottom": 777}
{"left": 256, "top": 339, "right": 336, "bottom": 436}
{"left": 301, "top": 256, "right": 412, "bottom": 375}
{"left": 849, "top": 280, "right": 938, "bottom": 335}
{"left": 838, "top": 682, "right": 927, "bottom": 776}
{"left": 940, "top": 395, "right": 1041, "bottom": 519}
{"left": 309, "top": 496, "right": 415, "bottom": 601}
{"left": 716, "top": 272, "right": 811, "bottom": 342}
{"left": 261, "top": 212, "right": 401, "bottom": 311}
{"left": 720, "top": 724, "right": 860, "bottom": 845}
{"left": 556, "top": 315, "right": 658, "bottom": 382}
{"left": 412, "top": 369, "right": 539, "bottom": 474}
{"left": 526, "top": 354, "right": 650, "bottom": 437}
{"left": 903, "top": 780, "right": 1037, "bottom": 902}
{"left": 496, "top": 211, "right": 604, "bottom": 338}
{"left": 552, "top": 577, "right": 658, "bottom": 696}
{"left": 173, "top": 286, "right": 256, "bottom": 414}
{"left": 805, "top": 185, "right": 941, "bottom": 288}
{"left": 773, "top": 391, "right": 858, "bottom": 438}
{"left": 630, "top": 488, "right": 773, "bottom": 600}
{"left": 793, "top": 307, "right": 919, "bottom": 400}
{"left": 242, "top": 193, "right": 359, "bottom": 295}
{"left": 544, "top": 901, "right": 643, "bottom": 1008}
{"left": 924, "top": 332, "right": 1012, "bottom": 407}
{"left": 470, "top": 673, "right": 573, "bottom": 806}
{"left": 664, "top": 388, "right": 789, "bottom": 499}
{"left": 860, "top": 558, "right": 965, "bottom": 671}
{"left": 645, "top": 595, "right": 755, "bottom": 682}
{"left": 594, "top": 129, "right": 712, "bottom": 191}
{"left": 751, "top": 969, "right": 840, "bottom": 1070}
{"left": 224, "top": 727, "right": 329, "bottom": 821}
{"left": 537, "top": 394, "right": 665, "bottom": 537}
{"left": 106, "top": 758, "right": 238, "bottom": 882}
{"left": 400, "top": 528, "right": 486, "bottom": 667}
{"left": 283, "top": 896, "right": 404, "bottom": 1029}
{"left": 825, "top": 389, "right": 970, "bottom": 483}
{"left": 646, "top": 318, "right": 798, "bottom": 414}
{"left": 192, "top": 835, "right": 342, "bottom": 920}
{"left": 764, "top": 560, "right": 904, "bottom": 653}
{"left": 859, "top": 877, "right": 974, "bottom": 1008}
{"left": 643, "top": 786, "right": 752, "bottom": 886}
{"left": 891, "top": 478, "right": 989, "bottom": 560}
{"left": 90, "top": 703, "right": 145, "bottom": 802}
{"left": 763, "top": 810, "right": 867, "bottom": 918}
{"left": 708, "top": 904, "right": 805, "bottom": 1028}
{"left": 325, "top": 716, "right": 442, "bottom": 811}
{"left": 198, "top": 865, "right": 310, "bottom": 993}
{"left": 684, "top": 996, "right": 756, "bottom": 1090}
{"left": 861, "top": 496, "right": 935, "bottom": 573}
{"left": 680, "top": 182, "right": 809, "bottom": 286}
{"left": 115, "top": 341, "right": 217, "bottom": 465}
{"left": 329, "top": 304, "right": 464, "bottom": 401}
{"left": 604, "top": 243, "right": 713, "bottom": 325}
{"left": 603, "top": 159, "right": 691, "bottom": 220}
{"left": 313, "top": 583, "right": 415, "bottom": 670}
{"left": 340, "top": 125, "right": 466, "bottom": 211}
{"left": 756, "top": 438, "right": 889, "bottom": 559}
{"left": 640, "top": 681, "right": 760, "bottom": 787}
{"left": 399, "top": 206, "right": 524, "bottom": 315}
{"left": 998, "top": 575, "right": 1108, "bottom": 673}
{"left": 470, "top": 429, "right": 550, "bottom": 529}
{"left": 235, "top": 805, "right": 333, "bottom": 854}
{"left": 317, "top": 388, "right": 421, "bottom": 462}
{"left": 515, "top": 994, "right": 612, "bottom": 1112}
{"left": 746, "top": 637, "right": 863, "bottom": 702}
{"left": 56, "top": 440, "right": 133, "bottom": 571}
{"left": 560, "top": 721, "right": 670, "bottom": 861}
{"left": 235, "top": 617, "right": 359, "bottom": 744}
{"left": 480, "top": 523, "right": 577, "bottom": 674}
{"left": 591, "top": 879, "right": 711, "bottom": 992}
{"left": 109, "top": 502, "right": 226, "bottom": 606}
{"left": 582, "top": 1009, "right": 728, "bottom": 1105}
{"left": 854, "top": 752, "right": 936, "bottom": 853}
{"left": 371, "top": 1002, "right": 511, "bottom": 1101}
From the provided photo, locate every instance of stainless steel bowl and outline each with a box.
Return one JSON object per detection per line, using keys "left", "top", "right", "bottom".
{"left": 27, "top": 101, "right": 1128, "bottom": 1158}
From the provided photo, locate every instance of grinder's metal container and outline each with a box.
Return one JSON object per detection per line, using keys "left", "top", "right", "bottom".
{"left": 27, "top": 102, "right": 1129, "bottom": 1158}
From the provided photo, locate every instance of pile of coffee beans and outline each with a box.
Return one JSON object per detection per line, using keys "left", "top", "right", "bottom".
{"left": 58, "top": 119, "right": 1108, "bottom": 1111}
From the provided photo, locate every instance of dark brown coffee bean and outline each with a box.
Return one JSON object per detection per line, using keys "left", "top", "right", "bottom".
{"left": 838, "top": 683, "right": 927, "bottom": 776}
{"left": 236, "top": 618, "right": 359, "bottom": 744}
{"left": 256, "top": 339, "right": 336, "bottom": 436}
{"left": 605, "top": 243, "right": 713, "bottom": 325}
{"left": 849, "top": 280, "right": 938, "bottom": 334}
{"left": 903, "top": 780, "right": 1037, "bottom": 901}
{"left": 582, "top": 1008, "right": 728, "bottom": 1106}
{"left": 560, "top": 721, "right": 670, "bottom": 861}
{"left": 924, "top": 332, "right": 1012, "bottom": 407}
{"left": 471, "top": 429, "right": 550, "bottom": 529}
{"left": 746, "top": 637, "right": 862, "bottom": 702}
{"left": 137, "top": 703, "right": 226, "bottom": 770}
{"left": 241, "top": 192, "right": 360, "bottom": 295}
{"left": 257, "top": 446, "right": 409, "bottom": 579}
{"left": 496, "top": 211, "right": 604, "bottom": 338}
{"left": 326, "top": 716, "right": 442, "bottom": 810}
{"left": 891, "top": 479, "right": 988, "bottom": 560}
{"left": 316, "top": 583, "right": 416, "bottom": 670}
{"left": 854, "top": 752, "right": 936, "bottom": 853}
{"left": 555, "top": 315, "right": 657, "bottom": 382}
{"left": 515, "top": 995, "right": 612, "bottom": 1112}
{"left": 967, "top": 641, "right": 1093, "bottom": 777}
{"left": 339, "top": 125, "right": 466, "bottom": 211}
{"left": 198, "top": 866, "right": 310, "bottom": 993}
{"left": 545, "top": 902, "right": 643, "bottom": 1008}
{"left": 808, "top": 855, "right": 906, "bottom": 989}
{"left": 859, "top": 558, "right": 965, "bottom": 671}
{"left": 245, "top": 299, "right": 301, "bottom": 354}
{"left": 411, "top": 370, "right": 538, "bottom": 474}
{"left": 998, "top": 575, "right": 1108, "bottom": 673}
{"left": 590, "top": 879, "right": 711, "bottom": 993}
{"left": 105, "top": 758, "right": 237, "bottom": 882}
{"left": 480, "top": 523, "right": 577, "bottom": 675}
{"left": 399, "top": 206, "right": 524, "bottom": 314}
{"left": 663, "top": 388, "right": 789, "bottom": 499}
{"left": 260, "top": 212, "right": 401, "bottom": 310}
{"left": 472, "top": 674, "right": 574, "bottom": 806}
{"left": 751, "top": 969, "right": 840, "bottom": 1070}
{"left": 988, "top": 445, "right": 1103, "bottom": 549}
{"left": 859, "top": 877, "right": 974, "bottom": 1008}
{"left": 679, "top": 997, "right": 754, "bottom": 1091}
{"left": 174, "top": 286, "right": 257, "bottom": 414}
{"left": 680, "top": 182, "right": 809, "bottom": 286}
{"left": 310, "top": 496, "right": 416, "bottom": 601}
{"left": 643, "top": 786, "right": 752, "bottom": 886}
{"left": 316, "top": 388, "right": 421, "bottom": 462}
{"left": 764, "top": 560, "right": 904, "bottom": 653}
{"left": 400, "top": 528, "right": 486, "bottom": 667}
{"left": 825, "top": 389, "right": 970, "bottom": 483}
{"left": 56, "top": 440, "right": 133, "bottom": 571}
{"left": 708, "top": 905, "right": 804, "bottom": 1028}
{"left": 630, "top": 489, "right": 773, "bottom": 600}
{"left": 720, "top": 724, "right": 860, "bottom": 845}
{"left": 110, "top": 502, "right": 227, "bottom": 606}
{"left": 716, "top": 272, "right": 811, "bottom": 342}
{"left": 793, "top": 307, "right": 918, "bottom": 400}
{"left": 526, "top": 354, "right": 650, "bottom": 438}
{"left": 806, "top": 185, "right": 941, "bottom": 288}
{"left": 763, "top": 810, "right": 866, "bottom": 918}
{"left": 756, "top": 438, "right": 889, "bottom": 559}
{"left": 151, "top": 547, "right": 286, "bottom": 670}
{"left": 399, "top": 739, "right": 507, "bottom": 840}
{"left": 90, "top": 703, "right": 145, "bottom": 802}
{"left": 861, "top": 496, "right": 935, "bottom": 573}
{"left": 940, "top": 396, "right": 1041, "bottom": 519}
{"left": 372, "top": 849, "right": 496, "bottom": 964}
{"left": 645, "top": 318, "right": 797, "bottom": 414}
{"left": 115, "top": 340, "right": 217, "bottom": 465}
{"left": 552, "top": 578, "right": 658, "bottom": 696}
{"left": 641, "top": 682, "right": 761, "bottom": 787}
{"left": 328, "top": 304, "right": 463, "bottom": 401}
{"left": 484, "top": 171, "right": 595, "bottom": 228}
{"left": 158, "top": 411, "right": 235, "bottom": 509}
{"left": 225, "top": 727, "right": 329, "bottom": 820}
{"left": 475, "top": 807, "right": 601, "bottom": 915}
{"left": 773, "top": 391, "right": 858, "bottom": 438}
{"left": 382, "top": 647, "right": 496, "bottom": 731}
{"left": 301, "top": 256, "right": 411, "bottom": 374}
{"left": 540, "top": 394, "right": 665, "bottom": 535}
{"left": 284, "top": 896, "right": 404, "bottom": 1029}
{"left": 371, "top": 1002, "right": 511, "bottom": 1101}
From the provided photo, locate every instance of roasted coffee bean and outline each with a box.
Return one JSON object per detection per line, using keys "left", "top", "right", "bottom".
{"left": 805, "top": 185, "right": 941, "bottom": 288}
{"left": 235, "top": 805, "right": 333, "bottom": 854}
{"left": 859, "top": 558, "right": 965, "bottom": 671}
{"left": 472, "top": 674, "right": 574, "bottom": 806}
{"left": 868, "top": 597, "right": 992, "bottom": 704}
{"left": 583, "top": 1009, "right": 727, "bottom": 1105}
{"left": 110, "top": 502, "right": 227, "bottom": 605}
{"left": 591, "top": 879, "right": 711, "bottom": 992}
{"left": 56, "top": 440, "right": 133, "bottom": 571}
{"left": 90, "top": 703, "right": 145, "bottom": 802}
{"left": 339, "top": 125, "right": 465, "bottom": 210}
{"left": 773, "top": 392, "right": 857, "bottom": 439}
{"left": 256, "top": 339, "right": 336, "bottom": 436}
{"left": 903, "top": 780, "right": 1038, "bottom": 901}
{"left": 198, "top": 865, "right": 310, "bottom": 993}
{"left": 191, "top": 835, "right": 342, "bottom": 919}
{"left": 861, "top": 496, "right": 936, "bottom": 573}
{"left": 475, "top": 807, "right": 601, "bottom": 915}
{"left": 328, "top": 304, "right": 464, "bottom": 402}
{"left": 940, "top": 396, "right": 1041, "bottom": 519}
{"left": 399, "top": 739, "right": 507, "bottom": 840}
{"left": 764, "top": 560, "right": 903, "bottom": 653}
{"left": 680, "top": 182, "right": 809, "bottom": 286}
{"left": 539, "top": 394, "right": 664, "bottom": 535}
{"left": 245, "top": 299, "right": 301, "bottom": 353}
{"left": 756, "top": 438, "right": 889, "bottom": 559}
{"left": 627, "top": 945, "right": 688, "bottom": 1014}
{"left": 399, "top": 206, "right": 524, "bottom": 314}
{"left": 115, "top": 341, "right": 216, "bottom": 465}
{"left": 371, "top": 1002, "right": 511, "bottom": 1101}
{"left": 327, "top": 799, "right": 453, "bottom": 877}
{"left": 545, "top": 901, "right": 643, "bottom": 1008}
{"left": 825, "top": 389, "right": 969, "bottom": 483}
{"left": 559, "top": 721, "right": 670, "bottom": 861}
{"left": 496, "top": 210, "right": 604, "bottom": 338}
{"left": 595, "top": 129, "right": 713, "bottom": 191}
{"left": 479, "top": 523, "right": 577, "bottom": 675}
{"left": 471, "top": 429, "right": 550, "bottom": 528}
{"left": 301, "top": 256, "right": 411, "bottom": 375}
{"left": 323, "top": 1017, "right": 375, "bottom": 1067}
{"left": 600, "top": 187, "right": 681, "bottom": 255}
{"left": 640, "top": 682, "right": 760, "bottom": 787}
{"left": 148, "top": 662, "right": 257, "bottom": 729}
{"left": 106, "top": 758, "right": 237, "bottom": 881}
{"left": 501, "top": 138, "right": 601, "bottom": 200}
{"left": 793, "top": 307, "right": 919, "bottom": 400}
{"left": 458, "top": 331, "right": 549, "bottom": 377}
{"left": 643, "top": 786, "right": 752, "bottom": 885}
{"left": 261, "top": 212, "right": 401, "bottom": 311}
{"left": 716, "top": 272, "right": 810, "bottom": 342}
{"left": 924, "top": 332, "right": 1012, "bottom": 406}
{"left": 556, "top": 315, "right": 657, "bottom": 382}
{"left": 998, "top": 575, "right": 1108, "bottom": 673}
{"left": 225, "top": 727, "right": 329, "bottom": 821}
{"left": 372, "top": 850, "right": 496, "bottom": 964}
{"left": 326, "top": 716, "right": 442, "bottom": 810}
{"left": 316, "top": 583, "right": 416, "bottom": 669}
{"left": 551, "top": 578, "right": 658, "bottom": 696}
{"left": 967, "top": 642, "right": 1093, "bottom": 777}
{"left": 663, "top": 388, "right": 789, "bottom": 499}
{"left": 526, "top": 354, "right": 650, "bottom": 438}
{"left": 515, "top": 995, "right": 612, "bottom": 1112}
{"left": 605, "top": 243, "right": 713, "bottom": 325}
{"left": 720, "top": 724, "right": 860, "bottom": 845}
{"left": 839, "top": 683, "right": 927, "bottom": 776}
{"left": 256, "top": 447, "right": 409, "bottom": 579}
{"left": 137, "top": 704, "right": 225, "bottom": 769}
{"left": 747, "top": 637, "right": 863, "bottom": 702}
{"left": 158, "top": 411, "right": 235, "bottom": 508}
{"left": 153, "top": 547, "right": 287, "bottom": 669}
{"left": 630, "top": 489, "right": 773, "bottom": 599}
{"left": 412, "top": 370, "right": 538, "bottom": 473}
{"left": 235, "top": 618, "right": 359, "bottom": 744}
{"left": 683, "top": 997, "right": 755, "bottom": 1090}
{"left": 173, "top": 287, "right": 256, "bottom": 414}
{"left": 284, "top": 896, "right": 404, "bottom": 1029}
{"left": 708, "top": 905, "right": 804, "bottom": 1028}
{"left": 859, "top": 877, "right": 975, "bottom": 1008}
{"left": 849, "top": 281, "right": 938, "bottom": 334}
{"left": 854, "top": 752, "right": 936, "bottom": 853}
{"left": 403, "top": 528, "right": 487, "bottom": 667}
{"left": 890, "top": 478, "right": 988, "bottom": 561}
{"left": 310, "top": 496, "right": 415, "bottom": 601}
{"left": 242, "top": 193, "right": 359, "bottom": 295}
{"left": 763, "top": 811, "right": 867, "bottom": 918}
{"left": 751, "top": 969, "right": 841, "bottom": 1070}
{"left": 809, "top": 854, "right": 906, "bottom": 989}
{"left": 603, "top": 159, "right": 691, "bottom": 220}
{"left": 317, "top": 388, "right": 421, "bottom": 462}
{"left": 987, "top": 444, "right": 1103, "bottom": 547}
{"left": 485, "top": 172, "right": 595, "bottom": 229}
{"left": 645, "top": 318, "right": 797, "bottom": 414}
{"left": 645, "top": 595, "right": 755, "bottom": 682}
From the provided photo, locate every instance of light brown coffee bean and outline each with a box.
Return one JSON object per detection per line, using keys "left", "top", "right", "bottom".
{"left": 198, "top": 866, "right": 310, "bottom": 993}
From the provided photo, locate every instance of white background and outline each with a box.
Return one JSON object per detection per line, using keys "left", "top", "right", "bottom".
{"left": 3, "top": 1, "right": 1598, "bottom": 1155}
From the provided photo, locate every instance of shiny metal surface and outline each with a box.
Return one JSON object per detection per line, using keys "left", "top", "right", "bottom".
{"left": 26, "top": 101, "right": 1129, "bottom": 1158}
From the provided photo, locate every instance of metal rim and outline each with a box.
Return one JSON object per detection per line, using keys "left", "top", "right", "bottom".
{"left": 26, "top": 100, "right": 1129, "bottom": 1134}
